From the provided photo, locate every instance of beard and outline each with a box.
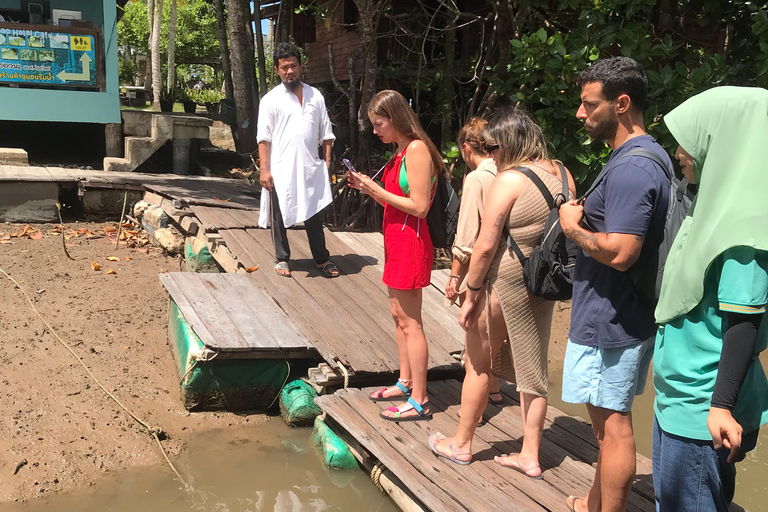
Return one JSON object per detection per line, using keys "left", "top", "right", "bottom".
{"left": 283, "top": 78, "right": 301, "bottom": 91}
{"left": 585, "top": 110, "right": 619, "bottom": 141}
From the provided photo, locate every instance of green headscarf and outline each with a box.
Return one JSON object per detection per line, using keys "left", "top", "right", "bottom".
{"left": 655, "top": 86, "right": 768, "bottom": 324}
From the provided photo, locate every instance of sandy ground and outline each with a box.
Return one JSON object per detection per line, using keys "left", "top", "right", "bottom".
{"left": 0, "top": 221, "right": 572, "bottom": 504}
{"left": 0, "top": 222, "right": 264, "bottom": 504}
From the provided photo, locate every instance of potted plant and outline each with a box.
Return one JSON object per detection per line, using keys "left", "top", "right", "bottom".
{"left": 159, "top": 89, "right": 174, "bottom": 112}
{"left": 197, "top": 89, "right": 224, "bottom": 114}
{"left": 178, "top": 88, "right": 197, "bottom": 114}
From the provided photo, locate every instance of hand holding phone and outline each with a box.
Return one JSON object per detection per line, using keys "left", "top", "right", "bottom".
{"left": 343, "top": 158, "right": 361, "bottom": 189}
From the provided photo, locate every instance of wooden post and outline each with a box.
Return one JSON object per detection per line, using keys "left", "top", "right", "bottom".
{"left": 105, "top": 123, "right": 123, "bottom": 158}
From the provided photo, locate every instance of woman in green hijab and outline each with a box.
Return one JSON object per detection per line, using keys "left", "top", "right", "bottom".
{"left": 653, "top": 86, "right": 768, "bottom": 512}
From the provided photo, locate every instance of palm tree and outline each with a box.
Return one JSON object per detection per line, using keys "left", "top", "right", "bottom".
{"left": 166, "top": 0, "right": 178, "bottom": 93}
{"left": 150, "top": 0, "right": 164, "bottom": 110}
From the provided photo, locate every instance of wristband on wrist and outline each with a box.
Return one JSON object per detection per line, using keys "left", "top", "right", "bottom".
{"left": 466, "top": 283, "right": 482, "bottom": 292}
{"left": 449, "top": 274, "right": 461, "bottom": 280}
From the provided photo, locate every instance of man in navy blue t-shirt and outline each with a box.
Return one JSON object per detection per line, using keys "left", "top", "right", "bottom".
{"left": 558, "top": 57, "right": 671, "bottom": 512}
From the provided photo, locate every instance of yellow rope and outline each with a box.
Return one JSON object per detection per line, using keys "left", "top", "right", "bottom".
{"left": 370, "top": 462, "right": 385, "bottom": 493}
{"left": 0, "top": 267, "right": 191, "bottom": 491}
{"left": 337, "top": 361, "right": 350, "bottom": 389}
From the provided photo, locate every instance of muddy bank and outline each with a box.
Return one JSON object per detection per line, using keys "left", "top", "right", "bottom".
{"left": 0, "top": 223, "right": 265, "bottom": 503}
{"left": 0, "top": 221, "right": 573, "bottom": 504}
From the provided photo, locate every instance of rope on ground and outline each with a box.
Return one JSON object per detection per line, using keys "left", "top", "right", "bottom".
{"left": 0, "top": 266, "right": 191, "bottom": 491}
{"left": 265, "top": 360, "right": 291, "bottom": 410}
{"left": 370, "top": 462, "right": 385, "bottom": 493}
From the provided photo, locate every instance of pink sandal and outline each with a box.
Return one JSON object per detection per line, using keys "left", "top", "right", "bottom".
{"left": 369, "top": 379, "right": 411, "bottom": 402}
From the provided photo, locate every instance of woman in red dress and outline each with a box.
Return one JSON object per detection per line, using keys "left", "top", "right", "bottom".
{"left": 348, "top": 90, "right": 444, "bottom": 421}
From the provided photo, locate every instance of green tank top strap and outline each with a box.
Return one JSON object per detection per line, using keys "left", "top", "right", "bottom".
{"left": 398, "top": 154, "right": 435, "bottom": 196}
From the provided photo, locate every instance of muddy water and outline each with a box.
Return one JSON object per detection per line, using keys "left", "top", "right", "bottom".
{"left": 0, "top": 420, "right": 399, "bottom": 512}
{"left": 548, "top": 351, "right": 768, "bottom": 511}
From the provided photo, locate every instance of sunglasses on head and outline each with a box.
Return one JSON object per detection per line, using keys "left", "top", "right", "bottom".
{"left": 485, "top": 144, "right": 500, "bottom": 153}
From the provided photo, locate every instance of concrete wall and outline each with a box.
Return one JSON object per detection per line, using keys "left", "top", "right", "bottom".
{"left": 0, "top": 0, "right": 120, "bottom": 124}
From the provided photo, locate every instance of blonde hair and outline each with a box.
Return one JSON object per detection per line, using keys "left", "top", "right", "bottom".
{"left": 483, "top": 108, "right": 550, "bottom": 171}
{"left": 457, "top": 117, "right": 488, "bottom": 155}
{"left": 368, "top": 90, "right": 446, "bottom": 176}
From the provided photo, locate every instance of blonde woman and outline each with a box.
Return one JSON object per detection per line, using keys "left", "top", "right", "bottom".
{"left": 430, "top": 108, "right": 575, "bottom": 476}
{"left": 349, "top": 90, "right": 445, "bottom": 421}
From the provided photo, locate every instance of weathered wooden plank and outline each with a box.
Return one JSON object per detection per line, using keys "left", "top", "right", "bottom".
{"left": 159, "top": 273, "right": 217, "bottom": 347}
{"left": 316, "top": 390, "right": 466, "bottom": 512}
{"left": 431, "top": 380, "right": 655, "bottom": 511}
{"left": 243, "top": 228, "right": 399, "bottom": 372}
{"left": 218, "top": 229, "right": 259, "bottom": 269}
{"left": 322, "top": 231, "right": 460, "bottom": 370}
{"left": 327, "top": 232, "right": 465, "bottom": 360}
{"left": 229, "top": 228, "right": 394, "bottom": 373}
{"left": 194, "top": 273, "right": 284, "bottom": 352}
{"left": 166, "top": 272, "right": 250, "bottom": 350}
{"left": 336, "top": 389, "right": 539, "bottom": 512}
{"left": 276, "top": 228, "right": 406, "bottom": 368}
{"left": 211, "top": 273, "right": 314, "bottom": 351}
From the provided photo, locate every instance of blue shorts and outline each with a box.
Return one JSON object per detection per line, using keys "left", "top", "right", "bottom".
{"left": 561, "top": 337, "right": 654, "bottom": 413}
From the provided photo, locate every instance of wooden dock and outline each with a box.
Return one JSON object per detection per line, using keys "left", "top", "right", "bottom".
{"left": 317, "top": 381, "right": 656, "bottom": 512}
{"left": 159, "top": 272, "right": 315, "bottom": 359}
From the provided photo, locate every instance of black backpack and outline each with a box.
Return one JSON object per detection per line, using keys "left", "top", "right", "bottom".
{"left": 581, "top": 147, "right": 695, "bottom": 307}
{"left": 426, "top": 173, "right": 460, "bottom": 250}
{"left": 504, "top": 163, "right": 577, "bottom": 301}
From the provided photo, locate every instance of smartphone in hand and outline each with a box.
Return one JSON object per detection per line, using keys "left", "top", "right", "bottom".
{"left": 343, "top": 158, "right": 360, "bottom": 187}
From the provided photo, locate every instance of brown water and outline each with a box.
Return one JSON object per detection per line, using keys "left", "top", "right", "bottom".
{"left": 0, "top": 420, "right": 399, "bottom": 512}
{"left": 548, "top": 352, "right": 768, "bottom": 511}
{"left": 3, "top": 365, "right": 766, "bottom": 512}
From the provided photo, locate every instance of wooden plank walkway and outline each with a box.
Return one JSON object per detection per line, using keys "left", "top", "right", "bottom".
{"left": 215, "top": 226, "right": 464, "bottom": 376}
{"left": 159, "top": 272, "right": 316, "bottom": 358}
{"left": 0, "top": 165, "right": 260, "bottom": 209}
{"left": 317, "top": 381, "right": 656, "bottom": 512}
{"left": 334, "top": 231, "right": 453, "bottom": 298}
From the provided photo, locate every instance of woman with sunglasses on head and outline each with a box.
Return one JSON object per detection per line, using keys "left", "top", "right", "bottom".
{"left": 429, "top": 108, "right": 575, "bottom": 475}
{"left": 349, "top": 90, "right": 445, "bottom": 422}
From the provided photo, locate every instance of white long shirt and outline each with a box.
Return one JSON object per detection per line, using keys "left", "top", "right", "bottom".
{"left": 257, "top": 82, "right": 336, "bottom": 228}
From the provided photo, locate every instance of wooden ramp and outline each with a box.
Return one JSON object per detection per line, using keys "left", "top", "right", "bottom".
{"left": 0, "top": 165, "right": 260, "bottom": 209}
{"left": 317, "top": 381, "right": 656, "bottom": 512}
{"left": 159, "top": 272, "right": 316, "bottom": 359}
{"left": 211, "top": 226, "right": 464, "bottom": 377}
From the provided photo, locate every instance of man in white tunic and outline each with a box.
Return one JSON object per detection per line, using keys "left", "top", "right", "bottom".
{"left": 257, "top": 43, "right": 339, "bottom": 278}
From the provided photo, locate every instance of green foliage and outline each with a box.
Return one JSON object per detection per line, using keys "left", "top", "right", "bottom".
{"left": 193, "top": 89, "right": 224, "bottom": 104}
{"left": 495, "top": 0, "right": 765, "bottom": 187}
{"left": 118, "top": 0, "right": 220, "bottom": 65}
{"left": 118, "top": 55, "right": 138, "bottom": 85}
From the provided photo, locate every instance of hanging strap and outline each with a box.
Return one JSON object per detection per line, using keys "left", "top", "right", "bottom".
{"left": 580, "top": 148, "right": 673, "bottom": 201}
{"left": 502, "top": 165, "right": 568, "bottom": 265}
{"left": 579, "top": 147, "right": 673, "bottom": 232}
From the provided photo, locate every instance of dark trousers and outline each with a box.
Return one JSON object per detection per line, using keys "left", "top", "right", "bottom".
{"left": 270, "top": 189, "right": 330, "bottom": 265}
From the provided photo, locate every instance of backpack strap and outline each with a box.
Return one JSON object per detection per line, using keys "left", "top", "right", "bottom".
{"left": 502, "top": 166, "right": 558, "bottom": 265}
{"left": 580, "top": 147, "right": 672, "bottom": 202}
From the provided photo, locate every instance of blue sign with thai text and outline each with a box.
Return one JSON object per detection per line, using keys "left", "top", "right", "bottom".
{"left": 0, "top": 27, "right": 96, "bottom": 86}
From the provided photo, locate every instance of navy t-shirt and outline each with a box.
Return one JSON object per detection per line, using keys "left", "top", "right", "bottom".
{"left": 569, "top": 135, "right": 671, "bottom": 349}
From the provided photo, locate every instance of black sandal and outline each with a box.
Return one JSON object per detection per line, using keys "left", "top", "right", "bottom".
{"left": 318, "top": 261, "right": 340, "bottom": 278}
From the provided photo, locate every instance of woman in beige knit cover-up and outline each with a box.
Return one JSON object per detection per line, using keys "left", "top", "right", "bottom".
{"left": 429, "top": 108, "right": 575, "bottom": 478}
